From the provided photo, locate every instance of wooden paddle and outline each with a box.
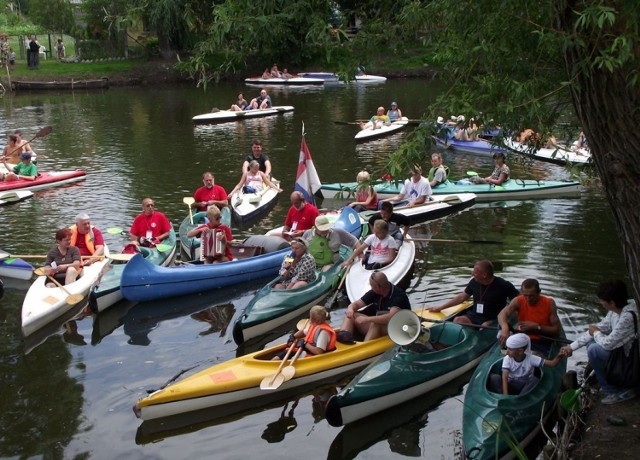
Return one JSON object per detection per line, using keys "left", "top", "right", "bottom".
{"left": 260, "top": 343, "right": 296, "bottom": 390}
{"left": 410, "top": 238, "right": 503, "bottom": 245}
{"left": 1, "top": 126, "right": 53, "bottom": 161}
{"left": 279, "top": 346, "right": 305, "bottom": 383}
{"left": 183, "top": 196, "right": 195, "bottom": 224}
{"left": 33, "top": 267, "right": 84, "bottom": 305}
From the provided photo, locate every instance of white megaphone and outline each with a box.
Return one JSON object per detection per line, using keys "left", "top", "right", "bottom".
{"left": 388, "top": 310, "right": 429, "bottom": 346}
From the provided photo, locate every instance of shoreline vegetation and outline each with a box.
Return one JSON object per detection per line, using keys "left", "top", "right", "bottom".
{"left": 1, "top": 57, "right": 438, "bottom": 89}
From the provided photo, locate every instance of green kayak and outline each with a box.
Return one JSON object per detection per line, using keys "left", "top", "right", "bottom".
{"left": 462, "top": 335, "right": 567, "bottom": 459}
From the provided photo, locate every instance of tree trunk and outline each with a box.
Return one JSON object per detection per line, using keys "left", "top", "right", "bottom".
{"left": 559, "top": 4, "right": 640, "bottom": 302}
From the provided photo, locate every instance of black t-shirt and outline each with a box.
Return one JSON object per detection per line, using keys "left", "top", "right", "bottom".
{"left": 463, "top": 276, "right": 519, "bottom": 323}
{"left": 367, "top": 212, "right": 410, "bottom": 237}
{"left": 360, "top": 283, "right": 411, "bottom": 316}
{"left": 245, "top": 153, "right": 269, "bottom": 173}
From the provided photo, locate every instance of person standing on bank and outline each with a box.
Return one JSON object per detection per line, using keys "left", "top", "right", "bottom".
{"left": 559, "top": 280, "right": 639, "bottom": 405}
{"left": 429, "top": 259, "right": 519, "bottom": 326}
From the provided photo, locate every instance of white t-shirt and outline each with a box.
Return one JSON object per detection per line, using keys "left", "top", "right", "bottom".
{"left": 502, "top": 353, "right": 544, "bottom": 383}
{"left": 400, "top": 176, "right": 432, "bottom": 202}
{"left": 364, "top": 234, "right": 398, "bottom": 264}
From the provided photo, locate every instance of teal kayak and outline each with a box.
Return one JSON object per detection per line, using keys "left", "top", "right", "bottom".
{"left": 325, "top": 318, "right": 497, "bottom": 426}
{"left": 179, "top": 207, "right": 232, "bottom": 261}
{"left": 89, "top": 229, "right": 177, "bottom": 313}
{"left": 462, "top": 334, "right": 567, "bottom": 459}
{"left": 232, "top": 246, "right": 352, "bottom": 345}
{"left": 320, "top": 177, "right": 581, "bottom": 203}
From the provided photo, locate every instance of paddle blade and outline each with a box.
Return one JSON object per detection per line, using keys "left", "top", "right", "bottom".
{"left": 466, "top": 171, "right": 478, "bottom": 176}
{"left": 106, "top": 227, "right": 124, "bottom": 234}
{"left": 260, "top": 372, "right": 285, "bottom": 390}
{"left": 281, "top": 365, "right": 296, "bottom": 381}
{"left": 183, "top": 197, "right": 195, "bottom": 205}
{"left": 33, "top": 267, "right": 47, "bottom": 276}
{"left": 108, "top": 253, "right": 135, "bottom": 262}
{"left": 67, "top": 294, "right": 84, "bottom": 305}
{"left": 36, "top": 126, "right": 53, "bottom": 138}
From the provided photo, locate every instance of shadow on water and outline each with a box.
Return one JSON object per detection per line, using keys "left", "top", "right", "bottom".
{"left": 135, "top": 381, "right": 339, "bottom": 445}
{"left": 122, "top": 281, "right": 265, "bottom": 346}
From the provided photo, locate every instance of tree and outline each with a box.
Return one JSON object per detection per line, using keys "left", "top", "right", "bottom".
{"left": 28, "top": 0, "right": 74, "bottom": 33}
{"left": 388, "top": 0, "right": 640, "bottom": 301}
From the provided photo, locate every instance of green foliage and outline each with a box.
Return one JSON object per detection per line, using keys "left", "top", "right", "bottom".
{"left": 28, "top": 0, "right": 74, "bottom": 33}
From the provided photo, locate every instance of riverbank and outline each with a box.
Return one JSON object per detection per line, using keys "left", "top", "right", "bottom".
{"left": 1, "top": 57, "right": 438, "bottom": 89}
{"left": 561, "top": 368, "right": 640, "bottom": 459}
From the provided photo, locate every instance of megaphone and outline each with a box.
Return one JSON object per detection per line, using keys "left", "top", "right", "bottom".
{"left": 388, "top": 310, "right": 424, "bottom": 346}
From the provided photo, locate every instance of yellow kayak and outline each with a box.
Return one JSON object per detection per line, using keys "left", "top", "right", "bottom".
{"left": 134, "top": 302, "right": 471, "bottom": 421}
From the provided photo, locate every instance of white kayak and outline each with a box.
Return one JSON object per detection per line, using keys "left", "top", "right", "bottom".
{"left": 230, "top": 179, "right": 281, "bottom": 224}
{"left": 244, "top": 77, "right": 325, "bottom": 86}
{"left": 355, "top": 117, "right": 409, "bottom": 142}
{"left": 192, "top": 106, "right": 294, "bottom": 125}
{"left": 345, "top": 234, "right": 416, "bottom": 302}
{"left": 505, "top": 139, "right": 592, "bottom": 165}
{"left": 21, "top": 245, "right": 110, "bottom": 337}
{"left": 0, "top": 190, "right": 33, "bottom": 206}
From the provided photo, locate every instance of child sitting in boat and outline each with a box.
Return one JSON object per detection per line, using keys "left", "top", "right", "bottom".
{"left": 490, "top": 333, "right": 563, "bottom": 395}
{"left": 186, "top": 206, "right": 233, "bottom": 264}
{"left": 342, "top": 219, "right": 398, "bottom": 270}
{"left": 275, "top": 305, "right": 336, "bottom": 359}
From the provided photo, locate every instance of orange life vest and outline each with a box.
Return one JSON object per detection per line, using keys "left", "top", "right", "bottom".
{"left": 304, "top": 322, "right": 337, "bottom": 353}
{"left": 69, "top": 225, "right": 96, "bottom": 254}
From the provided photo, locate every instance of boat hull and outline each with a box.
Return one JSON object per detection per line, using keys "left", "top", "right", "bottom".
{"left": 0, "top": 250, "right": 34, "bottom": 280}
{"left": 192, "top": 106, "right": 294, "bottom": 125}
{"left": 0, "top": 190, "right": 34, "bottom": 205}
{"left": 325, "top": 321, "right": 497, "bottom": 426}
{"left": 121, "top": 236, "right": 291, "bottom": 302}
{"left": 89, "top": 229, "right": 177, "bottom": 312}
{"left": 345, "top": 235, "right": 415, "bottom": 303}
{"left": 355, "top": 117, "right": 408, "bottom": 142}
{"left": 135, "top": 303, "right": 471, "bottom": 421}
{"left": 21, "top": 246, "right": 110, "bottom": 336}
{"left": 435, "top": 137, "right": 508, "bottom": 155}
{"left": 12, "top": 78, "right": 109, "bottom": 91}
{"left": 244, "top": 77, "right": 325, "bottom": 86}
{"left": 0, "top": 170, "right": 86, "bottom": 193}
{"left": 320, "top": 178, "right": 582, "bottom": 203}
{"left": 505, "top": 139, "right": 592, "bottom": 166}
{"left": 230, "top": 179, "right": 280, "bottom": 224}
{"left": 462, "top": 339, "right": 567, "bottom": 459}
{"left": 232, "top": 251, "right": 349, "bottom": 345}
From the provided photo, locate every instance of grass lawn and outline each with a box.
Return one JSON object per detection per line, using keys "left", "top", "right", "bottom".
{"left": 5, "top": 58, "right": 143, "bottom": 80}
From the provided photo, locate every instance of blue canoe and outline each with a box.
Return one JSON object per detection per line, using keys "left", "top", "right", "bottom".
{"left": 120, "top": 235, "right": 291, "bottom": 303}
{"left": 0, "top": 250, "right": 34, "bottom": 280}
{"left": 435, "top": 136, "right": 508, "bottom": 155}
{"left": 88, "top": 229, "right": 178, "bottom": 313}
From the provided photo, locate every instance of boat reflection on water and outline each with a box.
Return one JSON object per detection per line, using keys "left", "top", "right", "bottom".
{"left": 135, "top": 384, "right": 339, "bottom": 445}
{"left": 90, "top": 299, "right": 137, "bottom": 345}
{"left": 326, "top": 372, "right": 473, "bottom": 460}
{"left": 122, "top": 282, "right": 263, "bottom": 346}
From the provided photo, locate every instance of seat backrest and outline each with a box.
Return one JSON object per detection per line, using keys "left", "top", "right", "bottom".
{"left": 39, "top": 46, "right": 46, "bottom": 54}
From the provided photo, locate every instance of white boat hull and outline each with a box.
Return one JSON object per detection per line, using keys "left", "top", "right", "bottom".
{"left": 355, "top": 117, "right": 408, "bottom": 142}
{"left": 21, "top": 246, "right": 110, "bottom": 336}
{"left": 192, "top": 106, "right": 294, "bottom": 124}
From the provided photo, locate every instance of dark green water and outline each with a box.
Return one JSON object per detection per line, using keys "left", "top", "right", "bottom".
{"left": 0, "top": 80, "right": 625, "bottom": 459}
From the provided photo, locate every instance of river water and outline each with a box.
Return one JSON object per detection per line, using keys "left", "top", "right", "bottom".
{"left": 0, "top": 79, "right": 626, "bottom": 459}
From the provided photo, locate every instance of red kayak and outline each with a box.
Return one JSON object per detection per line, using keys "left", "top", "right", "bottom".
{"left": 0, "top": 170, "right": 86, "bottom": 192}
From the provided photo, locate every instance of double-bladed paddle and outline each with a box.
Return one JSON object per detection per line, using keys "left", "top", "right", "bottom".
{"left": 33, "top": 266, "right": 84, "bottom": 305}
{"left": 0, "top": 126, "right": 53, "bottom": 161}
{"left": 183, "top": 196, "right": 195, "bottom": 224}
